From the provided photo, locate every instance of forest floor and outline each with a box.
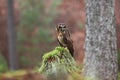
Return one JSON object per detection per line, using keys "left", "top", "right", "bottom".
{"left": 0, "top": 70, "right": 45, "bottom": 80}
{"left": 0, "top": 70, "right": 120, "bottom": 80}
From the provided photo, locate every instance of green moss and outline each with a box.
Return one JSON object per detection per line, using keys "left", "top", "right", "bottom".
{"left": 38, "top": 47, "right": 64, "bottom": 72}
{"left": 119, "top": 72, "right": 120, "bottom": 80}
{"left": 38, "top": 46, "right": 81, "bottom": 75}
{"left": 0, "top": 54, "right": 8, "bottom": 73}
{"left": 43, "top": 47, "right": 66, "bottom": 59}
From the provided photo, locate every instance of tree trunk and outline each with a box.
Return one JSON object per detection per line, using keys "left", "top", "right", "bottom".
{"left": 7, "top": 0, "right": 19, "bottom": 70}
{"left": 84, "top": 0, "right": 118, "bottom": 80}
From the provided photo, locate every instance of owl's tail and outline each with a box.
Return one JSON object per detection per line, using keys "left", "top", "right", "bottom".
{"left": 67, "top": 46, "right": 74, "bottom": 57}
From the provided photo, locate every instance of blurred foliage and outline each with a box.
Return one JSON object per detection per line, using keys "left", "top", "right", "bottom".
{"left": 119, "top": 72, "right": 120, "bottom": 80}
{"left": 0, "top": 54, "right": 8, "bottom": 73}
{"left": 1, "top": 70, "right": 27, "bottom": 77}
{"left": 0, "top": 70, "right": 39, "bottom": 80}
{"left": 16, "top": 0, "right": 62, "bottom": 68}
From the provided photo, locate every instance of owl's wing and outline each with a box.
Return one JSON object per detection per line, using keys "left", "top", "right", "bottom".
{"left": 63, "top": 36, "right": 74, "bottom": 56}
{"left": 64, "top": 29, "right": 73, "bottom": 43}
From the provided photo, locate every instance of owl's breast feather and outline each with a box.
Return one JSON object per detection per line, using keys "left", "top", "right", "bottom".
{"left": 58, "top": 34, "right": 66, "bottom": 47}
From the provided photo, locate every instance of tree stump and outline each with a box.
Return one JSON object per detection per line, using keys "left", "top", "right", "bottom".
{"left": 38, "top": 47, "right": 84, "bottom": 80}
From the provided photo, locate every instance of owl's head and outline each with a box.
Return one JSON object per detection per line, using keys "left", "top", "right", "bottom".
{"left": 56, "top": 23, "right": 66, "bottom": 33}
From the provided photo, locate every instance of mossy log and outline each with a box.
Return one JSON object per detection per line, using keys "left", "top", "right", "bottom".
{"left": 38, "top": 47, "right": 81, "bottom": 76}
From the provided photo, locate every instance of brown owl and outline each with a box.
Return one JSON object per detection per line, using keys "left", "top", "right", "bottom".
{"left": 56, "top": 23, "right": 74, "bottom": 57}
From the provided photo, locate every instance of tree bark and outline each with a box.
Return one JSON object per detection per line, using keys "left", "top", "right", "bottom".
{"left": 84, "top": 0, "right": 118, "bottom": 80}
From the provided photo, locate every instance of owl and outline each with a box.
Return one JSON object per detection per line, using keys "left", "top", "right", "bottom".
{"left": 56, "top": 23, "right": 74, "bottom": 57}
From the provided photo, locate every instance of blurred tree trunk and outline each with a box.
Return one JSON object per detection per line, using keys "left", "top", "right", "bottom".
{"left": 7, "top": 0, "right": 19, "bottom": 70}
{"left": 84, "top": 0, "right": 118, "bottom": 80}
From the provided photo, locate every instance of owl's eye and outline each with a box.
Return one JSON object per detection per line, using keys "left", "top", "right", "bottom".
{"left": 58, "top": 25, "right": 62, "bottom": 28}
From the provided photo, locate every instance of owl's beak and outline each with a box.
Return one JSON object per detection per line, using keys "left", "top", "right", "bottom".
{"left": 61, "top": 28, "right": 65, "bottom": 31}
